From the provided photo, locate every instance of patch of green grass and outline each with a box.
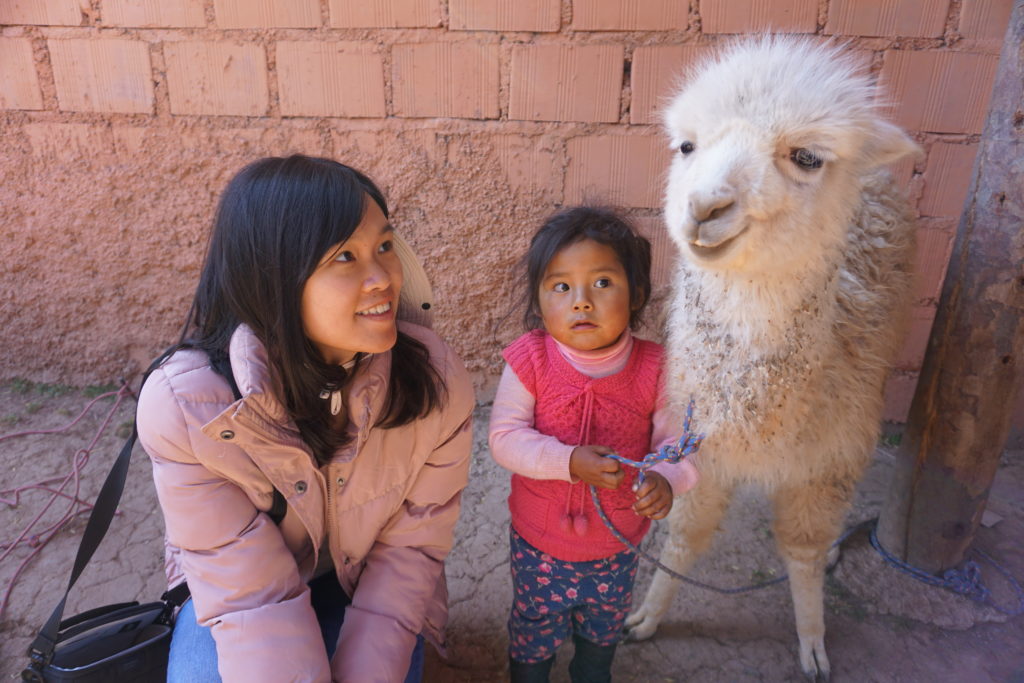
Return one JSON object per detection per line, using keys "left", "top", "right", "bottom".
{"left": 5, "top": 378, "right": 75, "bottom": 397}
{"left": 56, "top": 407, "right": 72, "bottom": 417}
{"left": 1, "top": 414, "right": 22, "bottom": 427}
{"left": 8, "top": 378, "right": 32, "bottom": 394}
{"left": 24, "top": 400, "right": 43, "bottom": 414}
{"left": 116, "top": 420, "right": 134, "bottom": 439}
{"left": 879, "top": 432, "right": 902, "bottom": 447}
{"left": 83, "top": 383, "right": 119, "bottom": 398}
{"left": 36, "top": 382, "right": 74, "bottom": 397}
{"left": 751, "top": 567, "right": 779, "bottom": 583}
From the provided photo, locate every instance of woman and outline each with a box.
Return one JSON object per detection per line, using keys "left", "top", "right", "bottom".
{"left": 137, "top": 155, "right": 475, "bottom": 682}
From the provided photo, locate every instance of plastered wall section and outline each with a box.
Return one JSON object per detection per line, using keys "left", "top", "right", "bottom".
{"left": 0, "top": 0, "right": 1017, "bottom": 427}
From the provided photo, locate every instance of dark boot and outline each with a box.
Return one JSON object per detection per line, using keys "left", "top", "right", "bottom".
{"left": 509, "top": 655, "right": 555, "bottom": 683}
{"left": 568, "top": 634, "right": 616, "bottom": 683}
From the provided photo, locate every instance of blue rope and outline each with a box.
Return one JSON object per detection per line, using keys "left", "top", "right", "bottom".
{"left": 589, "top": 399, "right": 790, "bottom": 595}
{"left": 868, "top": 522, "right": 1024, "bottom": 616}
{"left": 589, "top": 400, "right": 1024, "bottom": 609}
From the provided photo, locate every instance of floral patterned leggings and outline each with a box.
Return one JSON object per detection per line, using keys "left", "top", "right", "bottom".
{"left": 507, "top": 526, "right": 639, "bottom": 664}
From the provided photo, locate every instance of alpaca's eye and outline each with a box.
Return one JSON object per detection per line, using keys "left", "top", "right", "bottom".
{"left": 790, "top": 148, "right": 823, "bottom": 170}
{"left": 679, "top": 141, "right": 695, "bottom": 155}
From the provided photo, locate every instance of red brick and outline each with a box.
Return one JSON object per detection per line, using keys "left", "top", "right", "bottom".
{"left": 214, "top": 0, "right": 319, "bottom": 28}
{"left": 100, "top": 0, "right": 205, "bottom": 27}
{"left": 631, "top": 45, "right": 711, "bottom": 125}
{"left": 825, "top": 0, "right": 950, "bottom": 38}
{"left": 277, "top": 42, "right": 385, "bottom": 118}
{"left": 0, "top": 1, "right": 82, "bottom": 25}
{"left": 912, "top": 219, "right": 955, "bottom": 303}
{"left": 633, "top": 216, "right": 676, "bottom": 291}
{"left": 509, "top": 44, "right": 623, "bottom": 123}
{"left": 959, "top": 0, "right": 1014, "bottom": 42}
{"left": 896, "top": 304, "right": 937, "bottom": 370}
{"left": 883, "top": 371, "right": 918, "bottom": 422}
{"left": 48, "top": 39, "right": 153, "bottom": 114}
{"left": 918, "top": 142, "right": 978, "bottom": 217}
{"left": 571, "top": 0, "right": 687, "bottom": 31}
{"left": 0, "top": 38, "right": 43, "bottom": 110}
{"left": 565, "top": 135, "right": 671, "bottom": 208}
{"left": 165, "top": 42, "right": 268, "bottom": 116}
{"left": 450, "top": 0, "right": 559, "bottom": 31}
{"left": 701, "top": 0, "right": 818, "bottom": 34}
{"left": 23, "top": 123, "right": 115, "bottom": 159}
{"left": 329, "top": 0, "right": 441, "bottom": 28}
{"left": 392, "top": 42, "right": 499, "bottom": 119}
{"left": 880, "top": 50, "right": 998, "bottom": 134}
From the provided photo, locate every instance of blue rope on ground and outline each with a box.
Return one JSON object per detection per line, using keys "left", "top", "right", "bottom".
{"left": 590, "top": 400, "right": 1024, "bottom": 609}
{"left": 868, "top": 522, "right": 1024, "bottom": 616}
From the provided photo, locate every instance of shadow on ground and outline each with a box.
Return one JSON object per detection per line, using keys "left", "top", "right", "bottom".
{"left": 1, "top": 383, "right": 1021, "bottom": 681}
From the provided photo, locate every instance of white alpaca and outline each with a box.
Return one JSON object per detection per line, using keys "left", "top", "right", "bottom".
{"left": 625, "top": 37, "right": 918, "bottom": 680}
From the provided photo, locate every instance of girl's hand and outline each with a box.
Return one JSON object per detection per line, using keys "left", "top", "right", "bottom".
{"left": 632, "top": 472, "right": 673, "bottom": 520}
{"left": 569, "top": 445, "right": 623, "bottom": 489}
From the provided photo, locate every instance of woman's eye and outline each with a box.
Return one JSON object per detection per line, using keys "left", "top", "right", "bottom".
{"left": 334, "top": 251, "right": 355, "bottom": 263}
{"left": 594, "top": 278, "right": 610, "bottom": 288}
{"left": 378, "top": 240, "right": 393, "bottom": 254}
{"left": 679, "top": 141, "right": 695, "bottom": 155}
{"left": 790, "top": 148, "right": 823, "bottom": 170}
{"left": 553, "top": 282, "right": 569, "bottom": 293}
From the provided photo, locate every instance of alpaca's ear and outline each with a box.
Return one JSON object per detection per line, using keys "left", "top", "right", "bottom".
{"left": 860, "top": 119, "right": 922, "bottom": 169}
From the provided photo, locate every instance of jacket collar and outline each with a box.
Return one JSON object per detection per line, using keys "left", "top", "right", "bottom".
{"left": 223, "top": 323, "right": 392, "bottom": 455}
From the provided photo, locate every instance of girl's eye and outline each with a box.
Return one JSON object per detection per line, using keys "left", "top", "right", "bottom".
{"left": 594, "top": 278, "right": 610, "bottom": 289}
{"left": 378, "top": 240, "right": 393, "bottom": 254}
{"left": 553, "top": 282, "right": 569, "bottom": 293}
{"left": 679, "top": 140, "right": 695, "bottom": 155}
{"left": 334, "top": 250, "right": 355, "bottom": 263}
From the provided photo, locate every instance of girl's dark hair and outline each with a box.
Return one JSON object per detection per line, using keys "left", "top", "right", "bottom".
{"left": 520, "top": 206, "right": 652, "bottom": 330}
{"left": 181, "top": 154, "right": 444, "bottom": 465}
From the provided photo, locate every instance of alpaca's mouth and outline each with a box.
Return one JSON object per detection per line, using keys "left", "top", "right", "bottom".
{"left": 689, "top": 224, "right": 748, "bottom": 260}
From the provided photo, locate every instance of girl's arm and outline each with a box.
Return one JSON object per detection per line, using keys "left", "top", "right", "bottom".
{"left": 488, "top": 363, "right": 575, "bottom": 482}
{"left": 333, "top": 344, "right": 475, "bottom": 683}
{"left": 138, "top": 367, "right": 330, "bottom": 682}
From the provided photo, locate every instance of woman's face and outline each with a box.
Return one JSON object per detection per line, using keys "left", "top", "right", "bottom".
{"left": 301, "top": 197, "right": 404, "bottom": 366}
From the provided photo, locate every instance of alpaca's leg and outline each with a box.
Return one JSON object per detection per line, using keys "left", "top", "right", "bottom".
{"left": 625, "top": 476, "right": 734, "bottom": 640}
{"left": 772, "top": 479, "right": 853, "bottom": 681}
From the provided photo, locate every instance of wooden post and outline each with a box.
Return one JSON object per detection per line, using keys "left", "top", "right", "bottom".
{"left": 876, "top": 2, "right": 1024, "bottom": 574}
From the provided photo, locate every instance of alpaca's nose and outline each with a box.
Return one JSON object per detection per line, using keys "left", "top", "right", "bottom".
{"left": 689, "top": 194, "right": 736, "bottom": 225}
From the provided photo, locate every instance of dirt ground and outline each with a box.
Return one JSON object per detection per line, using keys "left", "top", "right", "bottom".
{"left": 1, "top": 381, "right": 1021, "bottom": 682}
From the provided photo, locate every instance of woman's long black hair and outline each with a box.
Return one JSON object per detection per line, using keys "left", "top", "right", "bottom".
{"left": 180, "top": 155, "right": 444, "bottom": 464}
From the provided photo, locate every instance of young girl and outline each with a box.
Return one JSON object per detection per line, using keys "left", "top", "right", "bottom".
{"left": 137, "top": 155, "right": 475, "bottom": 682}
{"left": 489, "top": 207, "right": 699, "bottom": 682}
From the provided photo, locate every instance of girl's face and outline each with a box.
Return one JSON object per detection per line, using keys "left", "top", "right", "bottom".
{"left": 538, "top": 238, "right": 631, "bottom": 352}
{"left": 301, "top": 197, "right": 403, "bottom": 366}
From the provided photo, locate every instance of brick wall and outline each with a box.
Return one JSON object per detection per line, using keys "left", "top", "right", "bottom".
{"left": 0, "top": 0, "right": 1016, "bottom": 425}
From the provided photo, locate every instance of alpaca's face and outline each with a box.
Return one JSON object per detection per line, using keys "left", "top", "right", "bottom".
{"left": 662, "top": 38, "right": 917, "bottom": 275}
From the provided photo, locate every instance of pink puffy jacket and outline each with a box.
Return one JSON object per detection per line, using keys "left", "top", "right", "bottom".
{"left": 136, "top": 322, "right": 474, "bottom": 682}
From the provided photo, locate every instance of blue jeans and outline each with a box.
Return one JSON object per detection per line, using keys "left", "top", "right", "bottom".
{"left": 167, "top": 572, "right": 425, "bottom": 681}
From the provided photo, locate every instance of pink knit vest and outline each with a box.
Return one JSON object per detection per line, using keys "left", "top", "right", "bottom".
{"left": 503, "top": 330, "right": 663, "bottom": 561}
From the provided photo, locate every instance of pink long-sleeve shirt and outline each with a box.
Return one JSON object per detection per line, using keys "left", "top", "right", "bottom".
{"left": 489, "top": 330, "right": 699, "bottom": 496}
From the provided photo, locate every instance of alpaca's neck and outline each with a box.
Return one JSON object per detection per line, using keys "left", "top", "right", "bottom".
{"left": 676, "top": 258, "right": 840, "bottom": 354}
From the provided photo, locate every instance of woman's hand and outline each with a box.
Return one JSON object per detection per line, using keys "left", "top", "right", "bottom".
{"left": 632, "top": 471, "right": 673, "bottom": 520}
{"left": 569, "top": 445, "right": 623, "bottom": 489}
